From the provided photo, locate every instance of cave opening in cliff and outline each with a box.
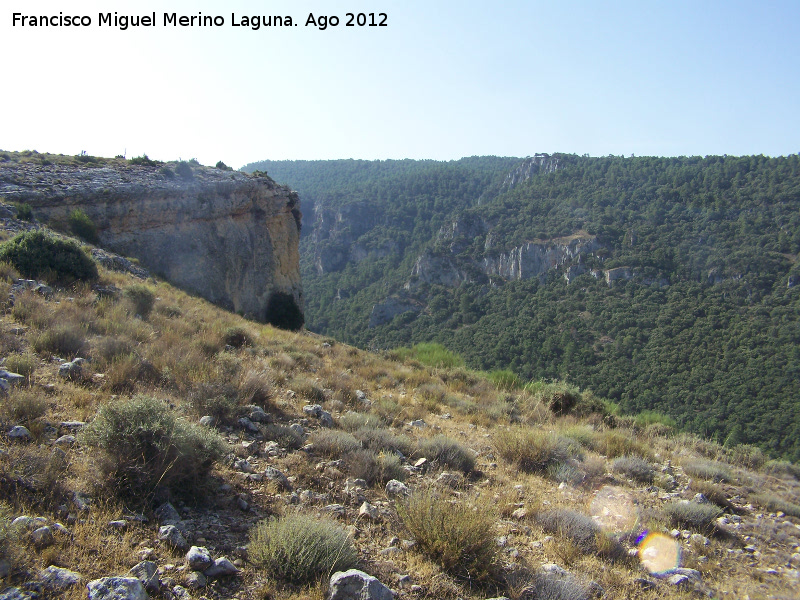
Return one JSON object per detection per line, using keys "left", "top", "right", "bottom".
{"left": 264, "top": 291, "right": 304, "bottom": 331}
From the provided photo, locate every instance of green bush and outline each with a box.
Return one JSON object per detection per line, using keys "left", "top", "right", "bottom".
{"left": 174, "top": 161, "right": 194, "bottom": 180}
{"left": 485, "top": 369, "right": 523, "bottom": 391}
{"left": 123, "top": 284, "right": 155, "bottom": 318}
{"left": 215, "top": 161, "right": 232, "bottom": 171}
{"left": 249, "top": 513, "right": 358, "bottom": 585}
{"left": 0, "top": 230, "right": 98, "bottom": 284}
{"left": 223, "top": 326, "right": 254, "bottom": 348}
{"left": 11, "top": 203, "right": 33, "bottom": 221}
{"left": 419, "top": 435, "right": 475, "bottom": 473}
{"left": 68, "top": 209, "right": 99, "bottom": 244}
{"left": 264, "top": 424, "right": 304, "bottom": 450}
{"left": 397, "top": 490, "right": 497, "bottom": 582}
{"left": 3, "top": 352, "right": 37, "bottom": 378}
{"left": 683, "top": 459, "right": 733, "bottom": 483}
{"left": 129, "top": 154, "right": 161, "bottom": 166}
{"left": 159, "top": 165, "right": 175, "bottom": 179}
{"left": 536, "top": 508, "right": 625, "bottom": 560}
{"left": 393, "top": 342, "right": 464, "bottom": 369}
{"left": 81, "top": 395, "right": 227, "bottom": 499}
{"left": 265, "top": 291, "right": 304, "bottom": 331}
{"left": 752, "top": 493, "right": 800, "bottom": 518}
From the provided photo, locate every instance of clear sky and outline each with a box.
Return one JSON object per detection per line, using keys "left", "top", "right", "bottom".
{"left": 2, "top": 1, "right": 798, "bottom": 167}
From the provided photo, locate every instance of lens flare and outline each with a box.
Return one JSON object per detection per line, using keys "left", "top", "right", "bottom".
{"left": 637, "top": 531, "right": 682, "bottom": 575}
{"left": 589, "top": 485, "right": 639, "bottom": 533}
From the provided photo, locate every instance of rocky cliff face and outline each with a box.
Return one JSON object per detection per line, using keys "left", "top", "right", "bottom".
{"left": 0, "top": 159, "right": 303, "bottom": 322}
{"left": 501, "top": 153, "right": 560, "bottom": 189}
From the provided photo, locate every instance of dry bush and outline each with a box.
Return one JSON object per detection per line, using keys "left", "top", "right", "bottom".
{"left": 223, "top": 325, "right": 256, "bottom": 348}
{"left": 353, "top": 425, "right": 414, "bottom": 457}
{"left": 80, "top": 395, "right": 227, "bottom": 501}
{"left": 724, "top": 444, "right": 767, "bottom": 470}
{"left": 371, "top": 397, "right": 404, "bottom": 426}
{"left": 419, "top": 435, "right": 475, "bottom": 474}
{"left": 344, "top": 449, "right": 405, "bottom": 485}
{"left": 752, "top": 493, "right": 800, "bottom": 518}
{"left": 308, "top": 429, "right": 361, "bottom": 458}
{"left": 683, "top": 458, "right": 734, "bottom": 483}
{"left": 689, "top": 480, "right": 736, "bottom": 513}
{"left": 264, "top": 424, "right": 304, "bottom": 450}
{"left": 598, "top": 430, "right": 653, "bottom": 460}
{"left": 93, "top": 336, "right": 134, "bottom": 366}
{"left": 611, "top": 456, "right": 655, "bottom": 484}
{"left": 249, "top": 513, "right": 358, "bottom": 585}
{"left": 122, "top": 284, "right": 155, "bottom": 319}
{"left": 291, "top": 377, "right": 326, "bottom": 404}
{"left": 765, "top": 460, "right": 800, "bottom": 480}
{"left": 103, "top": 355, "right": 162, "bottom": 394}
{"left": 397, "top": 489, "right": 498, "bottom": 583}
{"left": 0, "top": 388, "right": 47, "bottom": 427}
{"left": 31, "top": 324, "right": 87, "bottom": 358}
{"left": 2, "top": 352, "right": 37, "bottom": 378}
{"left": 338, "top": 411, "right": 382, "bottom": 432}
{"left": 11, "top": 291, "right": 52, "bottom": 328}
{"left": 0, "top": 443, "right": 70, "bottom": 509}
{"left": 495, "top": 428, "right": 573, "bottom": 474}
{"left": 664, "top": 501, "right": 722, "bottom": 532}
{"left": 189, "top": 382, "right": 239, "bottom": 423}
{"left": 536, "top": 508, "right": 625, "bottom": 561}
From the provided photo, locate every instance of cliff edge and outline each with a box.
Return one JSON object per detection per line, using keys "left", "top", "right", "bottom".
{"left": 0, "top": 154, "right": 303, "bottom": 323}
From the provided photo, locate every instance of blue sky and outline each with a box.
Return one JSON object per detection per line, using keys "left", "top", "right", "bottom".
{"left": 2, "top": 1, "right": 798, "bottom": 167}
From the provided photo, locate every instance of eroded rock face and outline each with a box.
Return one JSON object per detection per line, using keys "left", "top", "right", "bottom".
{"left": 1, "top": 162, "right": 303, "bottom": 323}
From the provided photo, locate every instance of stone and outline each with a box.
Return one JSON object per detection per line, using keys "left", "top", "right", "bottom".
{"left": 203, "top": 557, "right": 238, "bottom": 578}
{"left": 58, "top": 361, "right": 83, "bottom": 380}
{"left": 199, "top": 416, "right": 216, "bottom": 427}
{"left": 31, "top": 526, "right": 54, "bottom": 547}
{"left": 319, "top": 410, "right": 334, "bottom": 428}
{"left": 128, "top": 560, "right": 160, "bottom": 593}
{"left": 155, "top": 502, "right": 182, "bottom": 524}
{"left": 172, "top": 585, "right": 191, "bottom": 599}
{"left": 7, "top": 425, "right": 31, "bottom": 441}
{"left": 238, "top": 417, "right": 260, "bottom": 433}
{"left": 0, "top": 370, "right": 25, "bottom": 386}
{"left": 159, "top": 525, "right": 189, "bottom": 551}
{"left": 667, "top": 574, "right": 690, "bottom": 587}
{"left": 185, "top": 570, "right": 207, "bottom": 589}
{"left": 329, "top": 569, "right": 394, "bottom": 600}
{"left": 86, "top": 577, "right": 148, "bottom": 600}
{"left": 289, "top": 423, "right": 305, "bottom": 437}
{"left": 40, "top": 566, "right": 82, "bottom": 591}
{"left": 541, "top": 563, "right": 568, "bottom": 576}
{"left": 248, "top": 406, "right": 272, "bottom": 423}
{"left": 109, "top": 520, "right": 127, "bottom": 530}
{"left": 435, "top": 472, "right": 463, "bottom": 488}
{"left": 0, "top": 589, "right": 31, "bottom": 600}
{"left": 359, "top": 502, "right": 379, "bottom": 520}
{"left": 186, "top": 546, "right": 213, "bottom": 571}
{"left": 511, "top": 508, "right": 527, "bottom": 520}
{"left": 264, "top": 466, "right": 292, "bottom": 489}
{"left": 690, "top": 533, "right": 710, "bottom": 546}
{"left": 0, "top": 559, "right": 10, "bottom": 578}
{"left": 54, "top": 434, "right": 77, "bottom": 445}
{"left": 303, "top": 404, "right": 323, "bottom": 417}
{"left": 385, "top": 479, "right": 410, "bottom": 499}
{"left": 409, "top": 419, "right": 426, "bottom": 428}
{"left": 234, "top": 459, "right": 255, "bottom": 473}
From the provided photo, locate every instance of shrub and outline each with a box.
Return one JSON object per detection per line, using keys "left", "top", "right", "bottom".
{"left": 486, "top": 369, "right": 523, "bottom": 391}
{"left": 174, "top": 161, "right": 194, "bottom": 180}
{"left": 3, "top": 352, "right": 37, "bottom": 378}
{"left": 689, "top": 480, "right": 735, "bottom": 513}
{"left": 683, "top": 459, "right": 733, "bottom": 483}
{"left": 0, "top": 389, "right": 47, "bottom": 427}
{"left": 215, "top": 161, "right": 232, "bottom": 171}
{"left": 354, "top": 426, "right": 414, "bottom": 457}
{"left": 123, "top": 284, "right": 155, "bottom": 319}
{"left": 765, "top": 460, "right": 800, "bottom": 480}
{"left": 81, "top": 395, "right": 227, "bottom": 499}
{"left": 419, "top": 435, "right": 475, "bottom": 473}
{"left": 752, "top": 493, "right": 800, "bottom": 518}
{"left": 292, "top": 378, "right": 325, "bottom": 403}
{"left": 265, "top": 291, "right": 304, "bottom": 331}
{"left": 223, "top": 325, "right": 254, "bottom": 348}
{"left": 599, "top": 431, "right": 653, "bottom": 460}
{"left": 189, "top": 383, "right": 239, "bottom": 422}
{"left": 0, "top": 231, "right": 98, "bottom": 283}
{"left": 611, "top": 456, "right": 655, "bottom": 484}
{"left": 129, "top": 154, "right": 161, "bottom": 166}
{"left": 397, "top": 490, "right": 497, "bottom": 582}
{"left": 338, "top": 411, "right": 382, "bottom": 432}
{"left": 523, "top": 380, "right": 581, "bottom": 415}
{"left": 159, "top": 165, "right": 175, "bottom": 178}
{"left": 238, "top": 370, "right": 273, "bottom": 407}
{"left": 393, "top": 342, "right": 464, "bottom": 369}
{"left": 264, "top": 424, "right": 304, "bottom": 451}
{"left": 309, "top": 430, "right": 361, "bottom": 458}
{"left": 537, "top": 508, "right": 625, "bottom": 560}
{"left": 725, "top": 444, "right": 766, "bottom": 470}
{"left": 495, "top": 428, "right": 572, "bottom": 473}
{"left": 94, "top": 336, "right": 134, "bottom": 365}
{"left": 68, "top": 209, "right": 99, "bottom": 244}
{"left": 634, "top": 410, "right": 677, "bottom": 430}
{"left": 664, "top": 501, "right": 722, "bottom": 532}
{"left": 11, "top": 203, "right": 33, "bottom": 221}
{"left": 249, "top": 513, "right": 358, "bottom": 585}
{"left": 31, "top": 324, "right": 87, "bottom": 358}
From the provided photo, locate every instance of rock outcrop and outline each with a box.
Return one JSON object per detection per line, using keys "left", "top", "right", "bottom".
{"left": 502, "top": 153, "right": 560, "bottom": 189}
{"left": 0, "top": 160, "right": 303, "bottom": 322}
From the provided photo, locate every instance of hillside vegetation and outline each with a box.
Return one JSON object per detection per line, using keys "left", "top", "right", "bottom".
{"left": 245, "top": 154, "right": 800, "bottom": 460}
{"left": 0, "top": 219, "right": 797, "bottom": 599}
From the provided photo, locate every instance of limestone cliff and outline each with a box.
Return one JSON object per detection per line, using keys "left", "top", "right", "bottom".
{"left": 0, "top": 158, "right": 303, "bottom": 322}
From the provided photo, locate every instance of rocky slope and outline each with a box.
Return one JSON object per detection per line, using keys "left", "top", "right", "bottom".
{"left": 0, "top": 153, "right": 303, "bottom": 322}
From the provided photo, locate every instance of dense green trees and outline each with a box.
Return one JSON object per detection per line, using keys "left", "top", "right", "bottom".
{"left": 244, "top": 154, "right": 800, "bottom": 459}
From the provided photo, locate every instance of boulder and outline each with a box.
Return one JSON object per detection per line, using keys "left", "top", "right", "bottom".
{"left": 186, "top": 546, "right": 213, "bottom": 571}
{"left": 40, "top": 566, "right": 82, "bottom": 591}
{"left": 158, "top": 525, "right": 189, "bottom": 551}
{"left": 128, "top": 560, "right": 159, "bottom": 593}
{"left": 203, "top": 557, "right": 238, "bottom": 578}
{"left": 385, "top": 480, "right": 410, "bottom": 499}
{"left": 86, "top": 577, "right": 148, "bottom": 600}
{"left": 329, "top": 569, "right": 394, "bottom": 600}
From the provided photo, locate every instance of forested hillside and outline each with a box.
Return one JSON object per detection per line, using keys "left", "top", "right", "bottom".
{"left": 243, "top": 154, "right": 800, "bottom": 459}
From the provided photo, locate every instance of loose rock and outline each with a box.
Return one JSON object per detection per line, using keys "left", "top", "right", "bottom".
{"left": 186, "top": 546, "right": 213, "bottom": 571}
{"left": 86, "top": 577, "right": 148, "bottom": 600}
{"left": 40, "top": 566, "right": 82, "bottom": 591}
{"left": 329, "top": 569, "right": 394, "bottom": 600}
{"left": 129, "top": 561, "right": 160, "bottom": 594}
